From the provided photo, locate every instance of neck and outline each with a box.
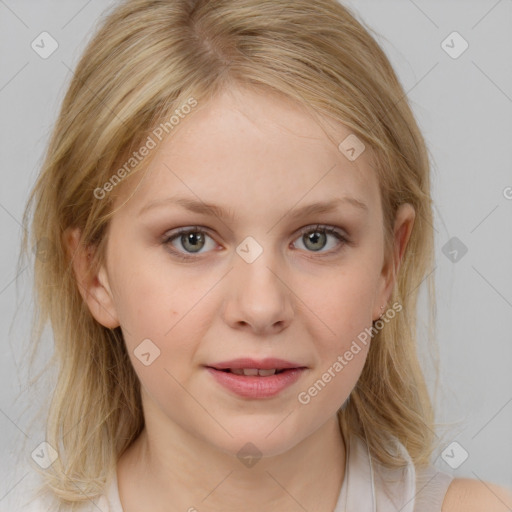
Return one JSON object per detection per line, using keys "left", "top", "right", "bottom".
{"left": 117, "top": 411, "right": 346, "bottom": 512}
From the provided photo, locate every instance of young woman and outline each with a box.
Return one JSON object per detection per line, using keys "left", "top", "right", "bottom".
{"left": 17, "top": 0, "right": 512, "bottom": 510}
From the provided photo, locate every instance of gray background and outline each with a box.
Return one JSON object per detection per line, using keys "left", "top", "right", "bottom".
{"left": 1, "top": 0, "right": 511, "bottom": 504}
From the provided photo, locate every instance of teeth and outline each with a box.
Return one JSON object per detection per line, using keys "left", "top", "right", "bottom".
{"left": 243, "top": 368, "right": 260, "bottom": 376}
{"left": 229, "top": 368, "right": 278, "bottom": 376}
{"left": 258, "top": 369, "right": 277, "bottom": 376}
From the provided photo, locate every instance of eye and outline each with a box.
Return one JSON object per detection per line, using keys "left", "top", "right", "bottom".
{"left": 292, "top": 224, "right": 349, "bottom": 255}
{"left": 163, "top": 226, "right": 217, "bottom": 259}
{"left": 162, "top": 224, "right": 349, "bottom": 261}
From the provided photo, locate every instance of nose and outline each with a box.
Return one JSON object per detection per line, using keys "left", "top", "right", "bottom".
{"left": 222, "top": 248, "right": 294, "bottom": 335}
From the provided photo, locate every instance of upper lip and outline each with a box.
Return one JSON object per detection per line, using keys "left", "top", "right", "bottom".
{"left": 207, "top": 358, "right": 306, "bottom": 370}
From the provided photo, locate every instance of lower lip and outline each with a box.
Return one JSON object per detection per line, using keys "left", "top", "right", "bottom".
{"left": 206, "top": 367, "right": 306, "bottom": 399}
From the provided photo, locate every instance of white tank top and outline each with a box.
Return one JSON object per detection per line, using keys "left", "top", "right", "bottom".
{"left": 18, "top": 430, "right": 454, "bottom": 511}
{"left": 332, "top": 428, "right": 454, "bottom": 511}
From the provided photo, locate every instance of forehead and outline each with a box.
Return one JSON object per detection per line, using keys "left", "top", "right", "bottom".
{"left": 114, "top": 84, "right": 381, "bottom": 221}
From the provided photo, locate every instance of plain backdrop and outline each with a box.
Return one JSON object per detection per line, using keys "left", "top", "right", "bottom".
{"left": 1, "top": 0, "right": 511, "bottom": 504}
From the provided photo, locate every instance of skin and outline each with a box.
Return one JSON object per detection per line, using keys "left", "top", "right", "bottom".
{"left": 442, "top": 479, "right": 512, "bottom": 512}
{"left": 66, "top": 83, "right": 512, "bottom": 511}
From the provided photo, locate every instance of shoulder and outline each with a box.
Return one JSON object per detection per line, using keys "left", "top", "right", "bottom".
{"left": 442, "top": 477, "right": 512, "bottom": 512}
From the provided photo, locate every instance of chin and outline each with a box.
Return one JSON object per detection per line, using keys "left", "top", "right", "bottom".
{"left": 198, "top": 418, "right": 305, "bottom": 461}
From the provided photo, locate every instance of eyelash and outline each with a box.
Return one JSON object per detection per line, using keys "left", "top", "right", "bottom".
{"left": 162, "top": 224, "right": 350, "bottom": 261}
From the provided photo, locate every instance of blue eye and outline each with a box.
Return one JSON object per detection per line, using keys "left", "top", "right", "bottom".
{"left": 162, "top": 224, "right": 349, "bottom": 261}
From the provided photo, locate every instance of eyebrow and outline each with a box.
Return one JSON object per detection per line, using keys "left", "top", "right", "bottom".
{"left": 138, "top": 195, "right": 368, "bottom": 220}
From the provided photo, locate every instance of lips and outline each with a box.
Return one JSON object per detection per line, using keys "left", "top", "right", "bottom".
{"left": 205, "top": 358, "right": 307, "bottom": 398}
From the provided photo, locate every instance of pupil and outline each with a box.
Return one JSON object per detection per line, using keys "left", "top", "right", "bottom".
{"left": 183, "top": 232, "right": 204, "bottom": 252}
{"left": 305, "top": 232, "right": 325, "bottom": 251}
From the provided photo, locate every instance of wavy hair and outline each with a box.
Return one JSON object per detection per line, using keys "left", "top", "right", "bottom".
{"left": 22, "top": 0, "right": 438, "bottom": 507}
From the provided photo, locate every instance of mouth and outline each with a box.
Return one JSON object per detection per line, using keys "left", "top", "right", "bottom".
{"left": 205, "top": 358, "right": 307, "bottom": 398}
{"left": 213, "top": 368, "right": 296, "bottom": 376}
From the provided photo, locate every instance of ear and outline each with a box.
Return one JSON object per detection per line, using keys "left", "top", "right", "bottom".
{"left": 372, "top": 203, "right": 415, "bottom": 321}
{"left": 63, "top": 227, "right": 120, "bottom": 329}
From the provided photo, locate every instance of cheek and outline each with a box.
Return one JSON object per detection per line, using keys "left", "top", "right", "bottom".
{"left": 310, "top": 263, "right": 380, "bottom": 341}
{"left": 297, "top": 297, "right": 373, "bottom": 413}
{"left": 107, "top": 247, "right": 201, "bottom": 354}
{"left": 297, "top": 261, "right": 379, "bottom": 402}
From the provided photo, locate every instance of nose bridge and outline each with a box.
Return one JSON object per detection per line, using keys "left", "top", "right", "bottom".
{"left": 224, "top": 234, "right": 293, "bottom": 332}
{"left": 235, "top": 233, "right": 284, "bottom": 297}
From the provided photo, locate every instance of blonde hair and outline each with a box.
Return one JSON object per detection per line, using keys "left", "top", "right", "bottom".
{"left": 22, "top": 0, "right": 438, "bottom": 507}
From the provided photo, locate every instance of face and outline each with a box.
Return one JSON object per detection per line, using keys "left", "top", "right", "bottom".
{"left": 77, "top": 84, "right": 413, "bottom": 459}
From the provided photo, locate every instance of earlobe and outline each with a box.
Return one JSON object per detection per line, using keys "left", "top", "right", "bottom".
{"left": 63, "top": 227, "right": 120, "bottom": 329}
